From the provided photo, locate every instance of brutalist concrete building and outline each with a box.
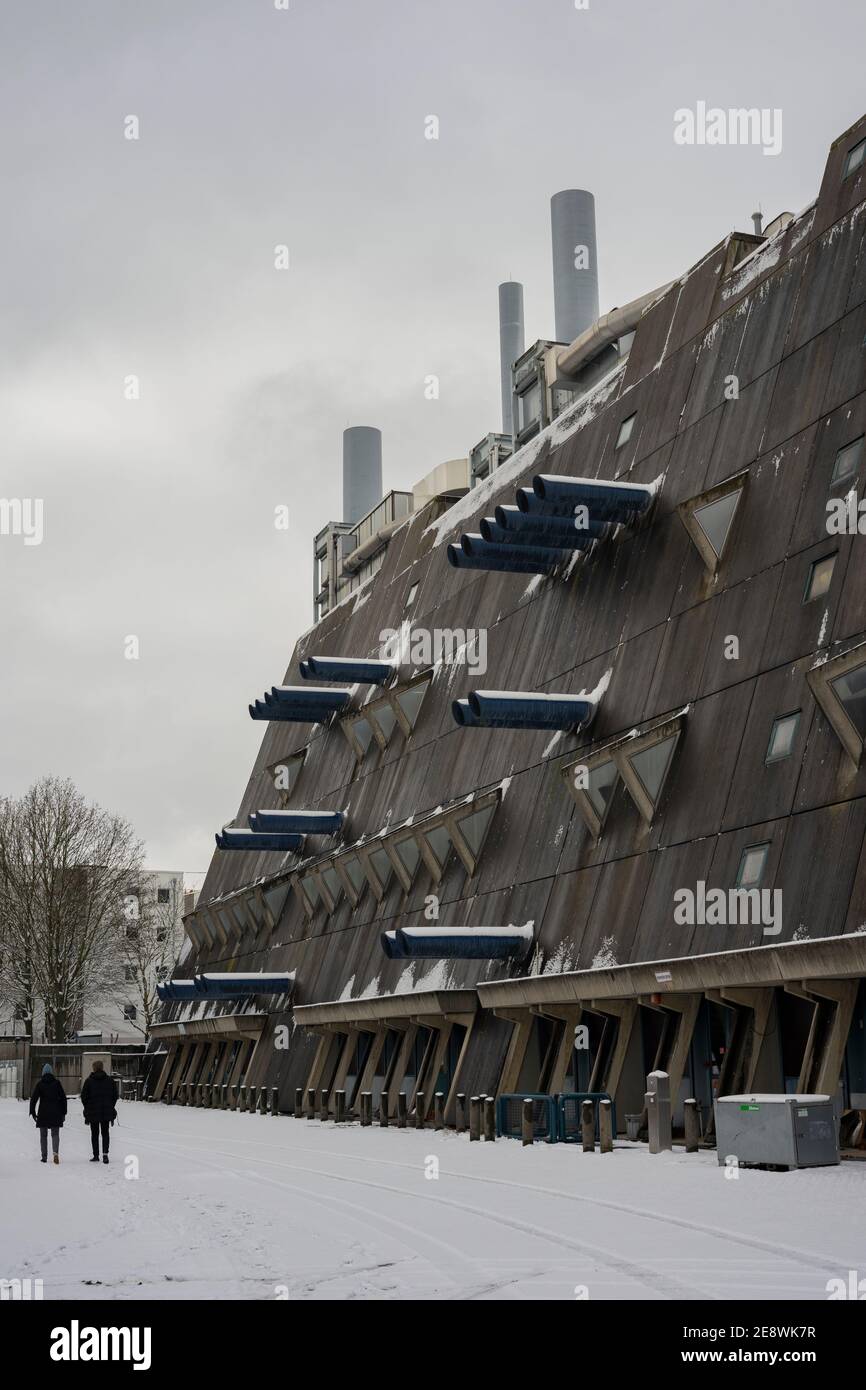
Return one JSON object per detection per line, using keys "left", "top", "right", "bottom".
{"left": 153, "top": 114, "right": 866, "bottom": 1145}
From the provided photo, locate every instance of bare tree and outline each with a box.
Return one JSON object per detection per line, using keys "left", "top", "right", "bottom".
{"left": 118, "top": 877, "right": 183, "bottom": 1036}
{"left": 0, "top": 777, "right": 143, "bottom": 1040}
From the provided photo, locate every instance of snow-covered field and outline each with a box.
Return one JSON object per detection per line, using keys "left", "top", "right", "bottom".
{"left": 1, "top": 1097, "right": 864, "bottom": 1301}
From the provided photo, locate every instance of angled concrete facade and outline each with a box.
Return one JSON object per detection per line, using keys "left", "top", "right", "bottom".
{"left": 156, "top": 116, "right": 866, "bottom": 1137}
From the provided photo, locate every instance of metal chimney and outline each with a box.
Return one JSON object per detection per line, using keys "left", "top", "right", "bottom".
{"left": 498, "top": 280, "right": 524, "bottom": 437}
{"left": 342, "top": 426, "right": 382, "bottom": 524}
{"left": 550, "top": 190, "right": 599, "bottom": 345}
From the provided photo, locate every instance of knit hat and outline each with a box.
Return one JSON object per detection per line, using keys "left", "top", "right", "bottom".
{"left": 41, "top": 1063, "right": 53, "bottom": 1077}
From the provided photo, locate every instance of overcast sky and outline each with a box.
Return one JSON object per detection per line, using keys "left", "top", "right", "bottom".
{"left": 2, "top": 0, "right": 865, "bottom": 874}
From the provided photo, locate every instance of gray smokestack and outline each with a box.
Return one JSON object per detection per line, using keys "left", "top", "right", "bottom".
{"left": 342, "top": 426, "right": 382, "bottom": 524}
{"left": 550, "top": 189, "right": 599, "bottom": 345}
{"left": 498, "top": 281, "right": 524, "bottom": 437}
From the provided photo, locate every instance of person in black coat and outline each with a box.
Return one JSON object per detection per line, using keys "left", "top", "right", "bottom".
{"left": 29, "top": 1063, "right": 68, "bottom": 1164}
{"left": 80, "top": 1059, "right": 119, "bottom": 1164}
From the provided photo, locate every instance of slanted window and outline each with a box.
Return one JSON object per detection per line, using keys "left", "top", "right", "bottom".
{"left": 361, "top": 845, "right": 394, "bottom": 901}
{"left": 319, "top": 865, "right": 344, "bottom": 910}
{"left": 830, "top": 436, "right": 864, "bottom": 489}
{"left": 765, "top": 711, "right": 800, "bottom": 764}
{"left": 393, "top": 677, "right": 430, "bottom": 738}
{"left": 449, "top": 799, "right": 498, "bottom": 875}
{"left": 263, "top": 881, "right": 291, "bottom": 927}
{"left": 736, "top": 843, "right": 769, "bottom": 889}
{"left": 419, "top": 823, "right": 452, "bottom": 882}
{"left": 340, "top": 674, "right": 431, "bottom": 761}
{"left": 333, "top": 852, "right": 366, "bottom": 907}
{"left": 561, "top": 751, "right": 620, "bottom": 840}
{"left": 677, "top": 470, "right": 747, "bottom": 575}
{"left": 843, "top": 137, "right": 866, "bottom": 181}
{"left": 386, "top": 834, "right": 422, "bottom": 893}
{"left": 267, "top": 748, "right": 307, "bottom": 805}
{"left": 615, "top": 413, "right": 636, "bottom": 449}
{"left": 562, "top": 712, "right": 685, "bottom": 836}
{"left": 804, "top": 553, "right": 836, "bottom": 603}
{"left": 807, "top": 645, "right": 866, "bottom": 763}
{"left": 406, "top": 582, "right": 419, "bottom": 608}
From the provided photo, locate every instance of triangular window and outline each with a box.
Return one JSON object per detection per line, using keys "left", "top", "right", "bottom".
{"left": 678, "top": 471, "right": 747, "bottom": 574}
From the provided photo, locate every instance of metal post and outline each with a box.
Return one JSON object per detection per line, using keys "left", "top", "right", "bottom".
{"left": 581, "top": 1099, "right": 595, "bottom": 1152}
{"left": 135, "top": 1080, "right": 143, "bottom": 1102}
{"left": 360, "top": 1092, "right": 371, "bottom": 1127}
{"left": 646, "top": 1070, "right": 672, "bottom": 1154}
{"left": 522, "top": 1097, "right": 533, "bottom": 1147}
{"left": 434, "top": 1093, "right": 444, "bottom": 1131}
{"left": 455, "top": 1093, "right": 467, "bottom": 1134}
{"left": 165, "top": 1083, "right": 173, "bottom": 1106}
{"left": 306, "top": 1088, "right": 315, "bottom": 1120}
{"left": 380, "top": 1090, "right": 389, "bottom": 1128}
{"left": 230, "top": 1085, "right": 238, "bottom": 1111}
{"left": 320, "top": 1089, "right": 329, "bottom": 1121}
{"left": 334, "top": 1090, "right": 345, "bottom": 1124}
{"left": 258, "top": 1087, "right": 268, "bottom": 1114}
{"left": 470, "top": 1096, "right": 481, "bottom": 1142}
{"left": 599, "top": 1098, "right": 613, "bottom": 1153}
{"left": 684, "top": 1098, "right": 700, "bottom": 1153}
{"left": 295, "top": 1087, "right": 303, "bottom": 1117}
{"left": 239, "top": 1086, "right": 247, "bottom": 1113}
{"left": 221, "top": 1085, "right": 229, "bottom": 1110}
{"left": 415, "top": 1093, "right": 425, "bottom": 1129}
{"left": 483, "top": 1096, "right": 496, "bottom": 1142}
{"left": 397, "top": 1092, "right": 407, "bottom": 1128}
{"left": 248, "top": 1085, "right": 258, "bottom": 1114}
{"left": 270, "top": 1087, "right": 279, "bottom": 1116}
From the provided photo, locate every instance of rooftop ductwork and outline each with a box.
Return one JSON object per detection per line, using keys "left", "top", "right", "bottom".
{"left": 194, "top": 972, "right": 294, "bottom": 999}
{"left": 249, "top": 685, "right": 352, "bottom": 722}
{"left": 381, "top": 925, "right": 534, "bottom": 960}
{"left": 554, "top": 284, "right": 673, "bottom": 381}
{"left": 248, "top": 808, "right": 344, "bottom": 835}
{"left": 495, "top": 503, "right": 610, "bottom": 542}
{"left": 525, "top": 475, "right": 657, "bottom": 524}
{"left": 215, "top": 829, "right": 305, "bottom": 852}
{"left": 455, "top": 689, "right": 598, "bottom": 732}
{"left": 446, "top": 542, "right": 562, "bottom": 575}
{"left": 480, "top": 514, "right": 599, "bottom": 551}
{"left": 460, "top": 533, "right": 570, "bottom": 569}
{"left": 300, "top": 655, "right": 395, "bottom": 685}
{"left": 156, "top": 979, "right": 199, "bottom": 1002}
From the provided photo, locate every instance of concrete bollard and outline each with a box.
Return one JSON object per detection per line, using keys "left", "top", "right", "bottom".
{"left": 684, "top": 1098, "right": 700, "bottom": 1153}
{"left": 646, "top": 1070, "right": 672, "bottom": 1154}
{"left": 599, "top": 1098, "right": 613, "bottom": 1153}
{"left": 319, "top": 1089, "right": 329, "bottom": 1121}
{"left": 455, "top": 1093, "right": 467, "bottom": 1134}
{"left": 270, "top": 1087, "right": 279, "bottom": 1116}
{"left": 221, "top": 1085, "right": 229, "bottom": 1110}
{"left": 414, "top": 1093, "right": 425, "bottom": 1129}
{"left": 379, "top": 1090, "right": 389, "bottom": 1127}
{"left": 239, "top": 1086, "right": 248, "bottom": 1113}
{"left": 434, "top": 1093, "right": 444, "bottom": 1131}
{"left": 135, "top": 1080, "right": 143, "bottom": 1103}
{"left": 194, "top": 1083, "right": 202, "bottom": 1108}
{"left": 522, "top": 1097, "right": 534, "bottom": 1147}
{"left": 258, "top": 1087, "right": 268, "bottom": 1115}
{"left": 334, "top": 1090, "right": 346, "bottom": 1124}
{"left": 360, "top": 1092, "right": 372, "bottom": 1127}
{"left": 469, "top": 1096, "right": 481, "bottom": 1142}
{"left": 230, "top": 1085, "right": 238, "bottom": 1111}
{"left": 306, "top": 1088, "right": 315, "bottom": 1120}
{"left": 248, "top": 1086, "right": 258, "bottom": 1114}
{"left": 165, "top": 1083, "right": 173, "bottom": 1106}
{"left": 397, "top": 1092, "right": 407, "bottom": 1128}
{"left": 483, "top": 1096, "right": 496, "bottom": 1142}
{"left": 207, "top": 1084, "right": 215, "bottom": 1108}
{"left": 295, "top": 1087, "right": 304, "bottom": 1117}
{"left": 581, "top": 1099, "right": 595, "bottom": 1152}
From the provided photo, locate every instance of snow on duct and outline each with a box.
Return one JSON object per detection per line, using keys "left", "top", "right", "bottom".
{"left": 479, "top": 515, "right": 597, "bottom": 551}
{"left": 526, "top": 475, "right": 657, "bottom": 524}
{"left": 452, "top": 690, "right": 599, "bottom": 732}
{"left": 381, "top": 925, "right": 534, "bottom": 960}
{"left": 215, "top": 829, "right": 306, "bottom": 852}
{"left": 300, "top": 655, "right": 394, "bottom": 684}
{"left": 249, "top": 685, "right": 351, "bottom": 722}
{"left": 194, "top": 973, "right": 294, "bottom": 999}
{"left": 447, "top": 536, "right": 565, "bottom": 574}
{"left": 248, "top": 809, "right": 344, "bottom": 835}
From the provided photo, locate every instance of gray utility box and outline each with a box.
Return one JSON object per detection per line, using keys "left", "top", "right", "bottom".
{"left": 714, "top": 1094, "right": 839, "bottom": 1170}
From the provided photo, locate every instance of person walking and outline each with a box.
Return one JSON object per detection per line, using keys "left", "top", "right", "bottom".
{"left": 80, "top": 1059, "right": 118, "bottom": 1164}
{"left": 29, "top": 1062, "right": 68, "bottom": 1164}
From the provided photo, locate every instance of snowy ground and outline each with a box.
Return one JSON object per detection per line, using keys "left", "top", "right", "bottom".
{"left": 1, "top": 1097, "right": 864, "bottom": 1301}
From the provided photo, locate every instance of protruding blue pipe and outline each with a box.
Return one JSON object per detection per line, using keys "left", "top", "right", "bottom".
{"left": 249, "top": 699, "right": 325, "bottom": 723}
{"left": 215, "top": 829, "right": 305, "bottom": 852}
{"left": 495, "top": 503, "right": 609, "bottom": 541}
{"left": 157, "top": 979, "right": 198, "bottom": 1002}
{"left": 249, "top": 809, "right": 343, "bottom": 835}
{"left": 381, "top": 926, "right": 534, "bottom": 960}
{"left": 300, "top": 656, "right": 394, "bottom": 685}
{"left": 458, "top": 534, "right": 568, "bottom": 571}
{"left": 528, "top": 475, "right": 656, "bottom": 523}
{"left": 266, "top": 685, "right": 351, "bottom": 713}
{"left": 446, "top": 543, "right": 560, "bottom": 575}
{"left": 479, "top": 516, "right": 595, "bottom": 551}
{"left": 451, "top": 698, "right": 483, "bottom": 727}
{"left": 467, "top": 689, "right": 597, "bottom": 731}
{"left": 195, "top": 973, "right": 294, "bottom": 999}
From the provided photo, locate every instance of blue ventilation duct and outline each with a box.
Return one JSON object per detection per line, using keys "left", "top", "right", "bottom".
{"left": 451, "top": 698, "right": 483, "bottom": 727}
{"left": 300, "top": 656, "right": 394, "bottom": 684}
{"left": 465, "top": 689, "right": 597, "bottom": 731}
{"left": 527, "top": 475, "right": 656, "bottom": 523}
{"left": 446, "top": 543, "right": 561, "bottom": 575}
{"left": 215, "top": 829, "right": 305, "bottom": 852}
{"left": 381, "top": 926, "right": 534, "bottom": 960}
{"left": 156, "top": 979, "right": 199, "bottom": 1002}
{"left": 249, "top": 699, "right": 326, "bottom": 723}
{"left": 452, "top": 534, "right": 568, "bottom": 573}
{"left": 249, "top": 809, "right": 343, "bottom": 835}
{"left": 266, "top": 686, "right": 351, "bottom": 714}
{"left": 480, "top": 516, "right": 595, "bottom": 551}
{"left": 495, "top": 503, "right": 610, "bottom": 542}
{"left": 194, "top": 973, "right": 294, "bottom": 999}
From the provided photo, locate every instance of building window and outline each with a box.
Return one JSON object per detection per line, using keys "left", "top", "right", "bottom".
{"left": 124, "top": 965, "right": 136, "bottom": 982}
{"left": 615, "top": 413, "right": 636, "bottom": 449}
{"left": 736, "top": 843, "right": 769, "bottom": 889}
{"left": 157, "top": 887, "right": 170, "bottom": 904}
{"left": 122, "top": 1004, "right": 137, "bottom": 1022}
{"left": 267, "top": 748, "right": 307, "bottom": 805}
{"left": 406, "top": 582, "right": 419, "bottom": 608}
{"left": 156, "top": 965, "right": 168, "bottom": 982}
{"left": 677, "top": 470, "right": 748, "bottom": 575}
{"left": 804, "top": 553, "right": 836, "bottom": 603}
{"left": 830, "top": 436, "right": 864, "bottom": 488}
{"left": 341, "top": 673, "right": 431, "bottom": 762}
{"left": 843, "top": 137, "right": 866, "bottom": 181}
{"left": 766, "top": 711, "right": 800, "bottom": 764}
{"left": 562, "top": 712, "right": 685, "bottom": 837}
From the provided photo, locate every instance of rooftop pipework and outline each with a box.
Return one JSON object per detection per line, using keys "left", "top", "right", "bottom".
{"left": 248, "top": 809, "right": 344, "bottom": 835}
{"left": 343, "top": 426, "right": 383, "bottom": 526}
{"left": 381, "top": 926, "right": 534, "bottom": 960}
{"left": 249, "top": 685, "right": 352, "bottom": 722}
{"left": 525, "top": 475, "right": 657, "bottom": 524}
{"left": 300, "top": 655, "right": 395, "bottom": 685}
{"left": 550, "top": 190, "right": 599, "bottom": 345}
{"left": 215, "top": 829, "right": 305, "bottom": 852}
{"left": 453, "top": 690, "right": 599, "bottom": 731}
{"left": 499, "top": 281, "right": 525, "bottom": 437}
